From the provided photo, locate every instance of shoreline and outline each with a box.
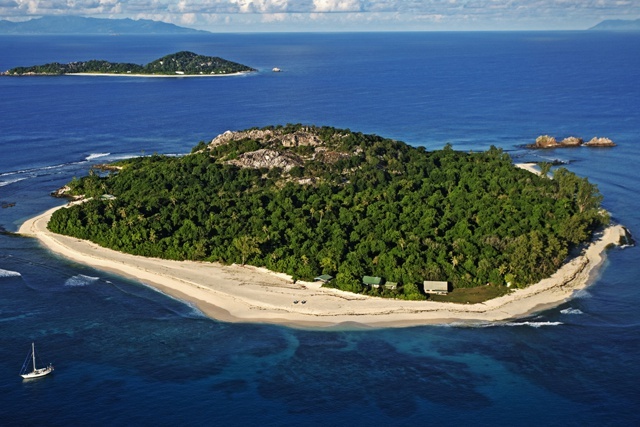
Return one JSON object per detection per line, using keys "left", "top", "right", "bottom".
{"left": 17, "top": 204, "right": 627, "bottom": 329}
{"left": 66, "top": 71, "right": 254, "bottom": 78}
{"left": 2, "top": 71, "right": 255, "bottom": 78}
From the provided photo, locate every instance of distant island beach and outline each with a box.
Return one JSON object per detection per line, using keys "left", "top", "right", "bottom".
{"left": 18, "top": 203, "right": 627, "bottom": 328}
{"left": 2, "top": 51, "right": 256, "bottom": 77}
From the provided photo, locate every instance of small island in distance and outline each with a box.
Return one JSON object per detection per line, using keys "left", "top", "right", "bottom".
{"left": 589, "top": 18, "right": 640, "bottom": 31}
{"left": 0, "top": 15, "right": 209, "bottom": 35}
{"left": 2, "top": 51, "right": 256, "bottom": 76}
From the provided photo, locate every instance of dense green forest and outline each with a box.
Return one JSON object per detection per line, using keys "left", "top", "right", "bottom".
{"left": 3, "top": 51, "right": 255, "bottom": 75}
{"left": 48, "top": 125, "right": 609, "bottom": 299}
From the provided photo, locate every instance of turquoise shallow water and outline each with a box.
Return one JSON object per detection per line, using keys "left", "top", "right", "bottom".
{"left": 1, "top": 32, "right": 639, "bottom": 426}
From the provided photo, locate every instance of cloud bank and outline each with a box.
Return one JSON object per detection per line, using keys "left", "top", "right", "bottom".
{"left": 2, "top": 0, "right": 639, "bottom": 31}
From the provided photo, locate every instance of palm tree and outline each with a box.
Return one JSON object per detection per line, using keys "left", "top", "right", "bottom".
{"left": 233, "top": 235, "right": 261, "bottom": 265}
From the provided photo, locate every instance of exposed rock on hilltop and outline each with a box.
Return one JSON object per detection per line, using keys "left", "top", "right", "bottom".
{"left": 529, "top": 134, "right": 615, "bottom": 149}
{"left": 210, "top": 128, "right": 324, "bottom": 149}
{"left": 230, "top": 149, "right": 303, "bottom": 172}
{"left": 207, "top": 125, "right": 360, "bottom": 174}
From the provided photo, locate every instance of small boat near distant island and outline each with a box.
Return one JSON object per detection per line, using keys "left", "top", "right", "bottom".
{"left": 20, "top": 342, "right": 54, "bottom": 379}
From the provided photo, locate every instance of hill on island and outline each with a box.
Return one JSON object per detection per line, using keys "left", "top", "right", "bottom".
{"left": 0, "top": 16, "right": 208, "bottom": 35}
{"left": 2, "top": 51, "right": 256, "bottom": 76}
{"left": 589, "top": 18, "right": 640, "bottom": 31}
{"left": 48, "top": 125, "right": 609, "bottom": 300}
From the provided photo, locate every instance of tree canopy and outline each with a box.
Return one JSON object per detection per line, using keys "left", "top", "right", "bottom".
{"left": 48, "top": 124, "right": 609, "bottom": 298}
{"left": 4, "top": 51, "right": 255, "bottom": 75}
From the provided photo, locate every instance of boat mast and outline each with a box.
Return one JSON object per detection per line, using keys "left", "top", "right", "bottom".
{"left": 31, "top": 342, "right": 36, "bottom": 371}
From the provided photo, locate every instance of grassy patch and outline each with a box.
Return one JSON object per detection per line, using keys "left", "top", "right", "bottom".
{"left": 428, "top": 284, "right": 511, "bottom": 304}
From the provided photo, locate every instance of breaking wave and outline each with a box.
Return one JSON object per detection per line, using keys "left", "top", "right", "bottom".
{"left": 505, "top": 321, "right": 563, "bottom": 328}
{"left": 573, "top": 289, "right": 593, "bottom": 299}
{"left": 560, "top": 307, "right": 583, "bottom": 315}
{"left": 85, "top": 152, "right": 111, "bottom": 161}
{"left": 0, "top": 268, "right": 22, "bottom": 278}
{"left": 64, "top": 274, "right": 100, "bottom": 287}
{"left": 0, "top": 177, "right": 27, "bottom": 187}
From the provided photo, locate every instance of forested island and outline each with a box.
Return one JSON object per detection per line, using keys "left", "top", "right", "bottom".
{"left": 48, "top": 125, "right": 610, "bottom": 301}
{"left": 0, "top": 16, "right": 209, "bottom": 35}
{"left": 2, "top": 51, "right": 255, "bottom": 76}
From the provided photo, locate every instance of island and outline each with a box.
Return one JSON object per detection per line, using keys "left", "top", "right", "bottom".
{"left": 589, "top": 18, "right": 640, "bottom": 31}
{"left": 2, "top": 51, "right": 256, "bottom": 76}
{"left": 19, "top": 125, "right": 631, "bottom": 328}
{"left": 0, "top": 16, "right": 210, "bottom": 35}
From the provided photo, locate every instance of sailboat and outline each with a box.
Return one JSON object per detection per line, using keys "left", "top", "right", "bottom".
{"left": 20, "top": 342, "right": 54, "bottom": 379}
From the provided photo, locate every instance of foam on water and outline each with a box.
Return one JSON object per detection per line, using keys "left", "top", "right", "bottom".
{"left": 0, "top": 177, "right": 26, "bottom": 187}
{"left": 505, "top": 321, "right": 563, "bottom": 328}
{"left": 0, "top": 161, "right": 82, "bottom": 181}
{"left": 573, "top": 289, "right": 593, "bottom": 299}
{"left": 64, "top": 274, "right": 100, "bottom": 287}
{"left": 85, "top": 152, "right": 111, "bottom": 161}
{"left": 180, "top": 301, "right": 207, "bottom": 319}
{"left": 136, "top": 281, "right": 206, "bottom": 319}
{"left": 0, "top": 268, "right": 21, "bottom": 278}
{"left": 560, "top": 307, "right": 583, "bottom": 315}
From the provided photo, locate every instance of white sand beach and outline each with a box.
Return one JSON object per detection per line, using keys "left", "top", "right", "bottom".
{"left": 515, "top": 162, "right": 540, "bottom": 174}
{"left": 65, "top": 71, "right": 253, "bottom": 78}
{"left": 18, "top": 204, "right": 626, "bottom": 329}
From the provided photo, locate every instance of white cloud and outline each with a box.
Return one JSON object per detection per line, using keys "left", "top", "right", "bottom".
{"left": 1, "top": 0, "right": 639, "bottom": 31}
{"left": 312, "top": 0, "right": 362, "bottom": 13}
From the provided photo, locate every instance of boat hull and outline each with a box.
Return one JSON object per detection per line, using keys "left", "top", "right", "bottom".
{"left": 21, "top": 365, "right": 54, "bottom": 379}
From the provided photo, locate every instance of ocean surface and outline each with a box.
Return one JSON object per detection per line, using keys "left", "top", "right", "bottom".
{"left": 0, "top": 32, "right": 638, "bottom": 426}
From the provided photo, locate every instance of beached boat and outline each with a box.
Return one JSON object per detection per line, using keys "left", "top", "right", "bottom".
{"left": 20, "top": 342, "right": 54, "bottom": 379}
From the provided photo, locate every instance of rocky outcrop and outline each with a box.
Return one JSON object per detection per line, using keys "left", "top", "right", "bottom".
{"left": 529, "top": 135, "right": 615, "bottom": 149}
{"left": 585, "top": 137, "right": 616, "bottom": 147}
{"left": 533, "top": 135, "right": 558, "bottom": 148}
{"left": 51, "top": 185, "right": 72, "bottom": 198}
{"left": 280, "top": 131, "right": 323, "bottom": 148}
{"left": 209, "top": 127, "right": 323, "bottom": 149}
{"left": 312, "top": 147, "right": 353, "bottom": 163}
{"left": 50, "top": 185, "right": 83, "bottom": 200}
{"left": 208, "top": 127, "right": 353, "bottom": 173}
{"left": 229, "top": 149, "right": 303, "bottom": 172}
{"left": 209, "top": 129, "right": 273, "bottom": 148}
{"left": 559, "top": 136, "right": 583, "bottom": 146}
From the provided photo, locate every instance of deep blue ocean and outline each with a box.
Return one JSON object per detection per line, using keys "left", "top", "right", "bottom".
{"left": 1, "top": 32, "right": 639, "bottom": 426}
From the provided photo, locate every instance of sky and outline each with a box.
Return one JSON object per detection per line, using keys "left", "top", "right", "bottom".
{"left": 1, "top": 0, "right": 639, "bottom": 32}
